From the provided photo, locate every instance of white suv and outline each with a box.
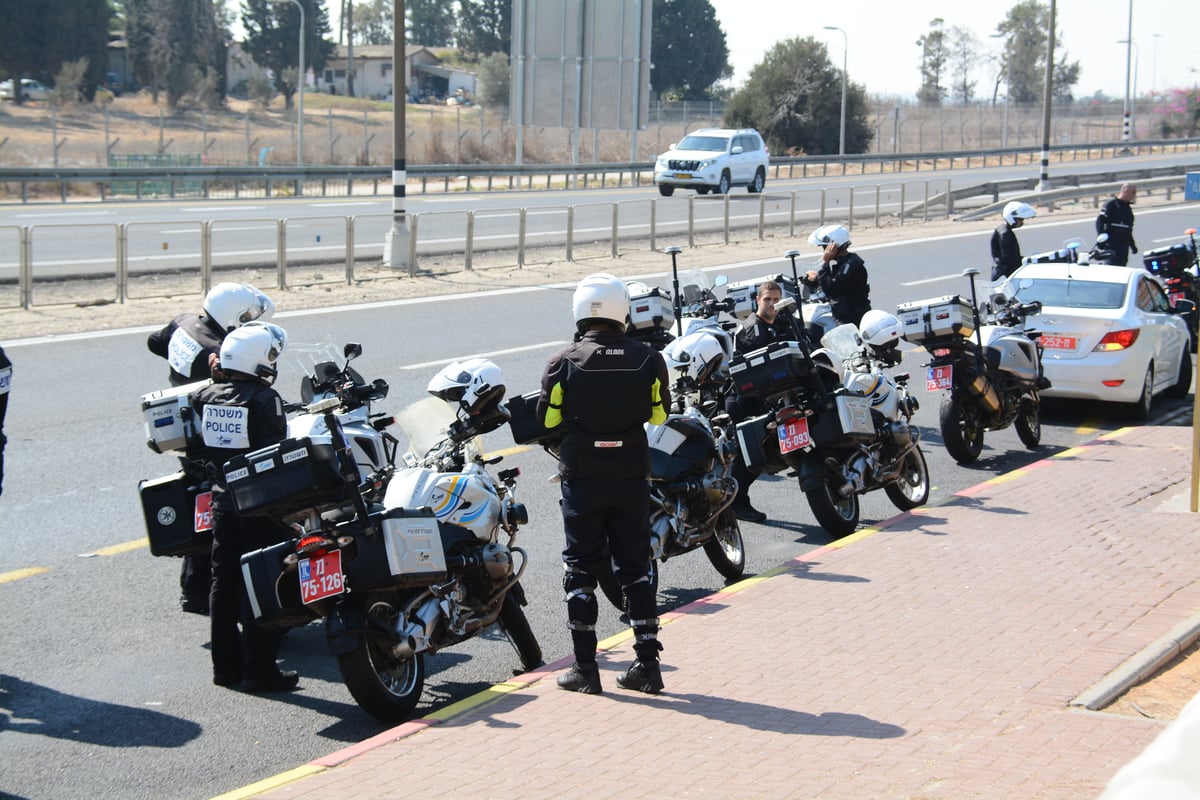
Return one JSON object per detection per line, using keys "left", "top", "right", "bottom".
{"left": 653, "top": 128, "right": 770, "bottom": 197}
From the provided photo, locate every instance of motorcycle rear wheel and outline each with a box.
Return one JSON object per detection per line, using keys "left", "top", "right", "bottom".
{"left": 496, "top": 587, "right": 544, "bottom": 672}
{"left": 702, "top": 509, "right": 746, "bottom": 580}
{"left": 884, "top": 445, "right": 930, "bottom": 510}
{"left": 804, "top": 474, "right": 860, "bottom": 537}
{"left": 1015, "top": 398, "right": 1042, "bottom": 448}
{"left": 337, "top": 601, "right": 425, "bottom": 723}
{"left": 939, "top": 395, "right": 984, "bottom": 464}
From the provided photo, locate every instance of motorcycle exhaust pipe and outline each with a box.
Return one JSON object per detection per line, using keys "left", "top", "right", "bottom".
{"left": 395, "top": 595, "right": 443, "bottom": 658}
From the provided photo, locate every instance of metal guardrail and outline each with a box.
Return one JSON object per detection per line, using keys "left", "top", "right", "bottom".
{"left": 1, "top": 138, "right": 1198, "bottom": 203}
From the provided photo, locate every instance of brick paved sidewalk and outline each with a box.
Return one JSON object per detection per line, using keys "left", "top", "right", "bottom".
{"left": 234, "top": 426, "right": 1200, "bottom": 800}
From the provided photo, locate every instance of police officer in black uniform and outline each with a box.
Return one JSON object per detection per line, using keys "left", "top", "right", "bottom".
{"left": 147, "top": 282, "right": 274, "bottom": 614}
{"left": 190, "top": 321, "right": 298, "bottom": 693}
{"left": 0, "top": 345, "right": 11, "bottom": 497}
{"left": 991, "top": 201, "right": 1036, "bottom": 280}
{"left": 1096, "top": 183, "right": 1138, "bottom": 266}
{"left": 726, "top": 279, "right": 799, "bottom": 523}
{"left": 803, "top": 224, "right": 871, "bottom": 328}
{"left": 538, "top": 273, "right": 672, "bottom": 695}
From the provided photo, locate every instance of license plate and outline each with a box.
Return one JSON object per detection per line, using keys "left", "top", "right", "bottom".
{"left": 1170, "top": 291, "right": 1186, "bottom": 305}
{"left": 193, "top": 491, "right": 213, "bottom": 533}
{"left": 926, "top": 364, "right": 953, "bottom": 392}
{"left": 1040, "top": 335, "right": 1077, "bottom": 350}
{"left": 675, "top": 173, "right": 692, "bottom": 180}
{"left": 777, "top": 417, "right": 812, "bottom": 454}
{"left": 299, "top": 551, "right": 344, "bottom": 604}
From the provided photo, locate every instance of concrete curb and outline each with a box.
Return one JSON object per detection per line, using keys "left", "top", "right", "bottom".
{"left": 1071, "top": 613, "right": 1200, "bottom": 711}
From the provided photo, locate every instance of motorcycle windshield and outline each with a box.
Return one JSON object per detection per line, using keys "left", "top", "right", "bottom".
{"left": 819, "top": 323, "right": 864, "bottom": 363}
{"left": 395, "top": 396, "right": 483, "bottom": 463}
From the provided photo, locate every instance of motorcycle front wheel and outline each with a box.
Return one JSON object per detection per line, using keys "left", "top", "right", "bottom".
{"left": 939, "top": 395, "right": 984, "bottom": 464}
{"left": 496, "top": 587, "right": 544, "bottom": 672}
{"left": 804, "top": 474, "right": 860, "bottom": 537}
{"left": 1015, "top": 398, "right": 1042, "bottom": 449}
{"left": 337, "top": 601, "right": 426, "bottom": 723}
{"left": 702, "top": 509, "right": 746, "bottom": 580}
{"left": 884, "top": 445, "right": 930, "bottom": 510}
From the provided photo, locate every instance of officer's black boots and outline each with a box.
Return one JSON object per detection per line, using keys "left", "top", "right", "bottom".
{"left": 616, "top": 659, "right": 664, "bottom": 695}
{"left": 557, "top": 662, "right": 603, "bottom": 694}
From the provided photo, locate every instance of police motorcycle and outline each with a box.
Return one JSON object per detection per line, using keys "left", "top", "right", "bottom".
{"left": 898, "top": 269, "right": 1047, "bottom": 465}
{"left": 1142, "top": 228, "right": 1199, "bottom": 352}
{"left": 232, "top": 356, "right": 541, "bottom": 723}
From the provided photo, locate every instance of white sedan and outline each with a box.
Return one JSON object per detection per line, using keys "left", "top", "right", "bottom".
{"left": 1006, "top": 262, "right": 1192, "bottom": 419}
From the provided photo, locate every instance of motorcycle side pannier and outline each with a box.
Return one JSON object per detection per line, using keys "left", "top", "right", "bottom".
{"left": 224, "top": 437, "right": 347, "bottom": 516}
{"left": 139, "top": 470, "right": 214, "bottom": 557}
{"left": 140, "top": 379, "right": 211, "bottom": 454}
{"left": 1143, "top": 243, "right": 1194, "bottom": 276}
{"left": 729, "top": 341, "right": 810, "bottom": 399}
{"left": 896, "top": 295, "right": 975, "bottom": 343}
{"left": 503, "top": 390, "right": 566, "bottom": 447}
{"left": 342, "top": 508, "right": 449, "bottom": 591}
{"left": 628, "top": 286, "right": 674, "bottom": 332}
{"left": 240, "top": 539, "right": 322, "bottom": 628}
{"left": 807, "top": 393, "right": 876, "bottom": 446}
{"left": 734, "top": 413, "right": 772, "bottom": 473}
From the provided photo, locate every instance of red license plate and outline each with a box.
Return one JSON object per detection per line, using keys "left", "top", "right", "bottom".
{"left": 194, "top": 491, "right": 213, "bottom": 533}
{"left": 777, "top": 417, "right": 813, "bottom": 454}
{"left": 299, "top": 551, "right": 344, "bottom": 604}
{"left": 1040, "top": 335, "right": 1077, "bottom": 350}
{"left": 1170, "top": 291, "right": 1186, "bottom": 305}
{"left": 926, "top": 365, "right": 953, "bottom": 392}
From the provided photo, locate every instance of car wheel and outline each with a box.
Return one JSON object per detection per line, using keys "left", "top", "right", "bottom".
{"left": 1164, "top": 350, "right": 1192, "bottom": 400}
{"left": 657, "top": 184, "right": 674, "bottom": 197}
{"left": 1127, "top": 364, "right": 1154, "bottom": 420}
{"left": 696, "top": 186, "right": 710, "bottom": 195}
{"left": 717, "top": 171, "right": 731, "bottom": 194}
{"left": 747, "top": 168, "right": 765, "bottom": 194}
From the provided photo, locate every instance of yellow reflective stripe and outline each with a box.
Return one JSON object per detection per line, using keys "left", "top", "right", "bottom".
{"left": 544, "top": 383, "right": 564, "bottom": 428}
{"left": 649, "top": 378, "right": 667, "bottom": 425}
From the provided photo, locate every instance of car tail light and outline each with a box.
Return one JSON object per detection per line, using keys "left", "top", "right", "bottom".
{"left": 1093, "top": 329, "right": 1139, "bottom": 351}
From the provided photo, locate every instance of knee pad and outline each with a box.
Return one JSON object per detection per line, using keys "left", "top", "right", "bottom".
{"left": 564, "top": 565, "right": 598, "bottom": 628}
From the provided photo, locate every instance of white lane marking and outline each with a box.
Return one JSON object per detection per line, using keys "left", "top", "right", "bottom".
{"left": 399, "top": 341, "right": 568, "bottom": 371}
{"left": 176, "top": 206, "right": 266, "bottom": 213}
{"left": 12, "top": 211, "right": 116, "bottom": 219}
{"left": 309, "top": 201, "right": 379, "bottom": 208}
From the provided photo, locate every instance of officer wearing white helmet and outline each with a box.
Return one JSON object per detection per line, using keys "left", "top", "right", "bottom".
{"left": 802, "top": 224, "right": 872, "bottom": 328}
{"left": 146, "top": 282, "right": 275, "bottom": 615}
{"left": 190, "top": 321, "right": 299, "bottom": 694}
{"left": 992, "top": 201, "right": 1036, "bottom": 280}
{"left": 537, "top": 273, "right": 672, "bottom": 695}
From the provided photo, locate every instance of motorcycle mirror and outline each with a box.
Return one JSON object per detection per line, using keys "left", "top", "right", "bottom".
{"left": 343, "top": 342, "right": 363, "bottom": 361}
{"left": 713, "top": 274, "right": 729, "bottom": 288}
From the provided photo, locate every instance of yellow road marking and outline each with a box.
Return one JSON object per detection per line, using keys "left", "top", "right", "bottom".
{"left": 482, "top": 445, "right": 529, "bottom": 459}
{"left": 0, "top": 567, "right": 50, "bottom": 584}
{"left": 209, "top": 765, "right": 327, "bottom": 800}
{"left": 89, "top": 539, "right": 147, "bottom": 557}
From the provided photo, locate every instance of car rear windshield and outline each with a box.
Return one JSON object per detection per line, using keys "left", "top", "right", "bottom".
{"left": 677, "top": 135, "right": 729, "bottom": 152}
{"left": 1016, "top": 278, "right": 1127, "bottom": 309}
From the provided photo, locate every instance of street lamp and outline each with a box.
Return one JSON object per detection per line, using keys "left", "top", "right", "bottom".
{"left": 823, "top": 26, "right": 847, "bottom": 157}
{"left": 1121, "top": 0, "right": 1132, "bottom": 144}
{"left": 277, "top": 0, "right": 305, "bottom": 166}
{"left": 1118, "top": 39, "right": 1139, "bottom": 140}
{"left": 1036, "top": 0, "right": 1056, "bottom": 192}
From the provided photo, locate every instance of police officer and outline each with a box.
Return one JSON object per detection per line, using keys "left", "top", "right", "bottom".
{"left": 147, "top": 282, "right": 275, "bottom": 614}
{"left": 1096, "top": 183, "right": 1138, "bottom": 266}
{"left": 538, "top": 273, "right": 672, "bottom": 695}
{"left": 803, "top": 224, "right": 871, "bottom": 328}
{"left": 0, "top": 345, "right": 11, "bottom": 498}
{"left": 991, "top": 201, "right": 1036, "bottom": 280}
{"left": 726, "top": 280, "right": 799, "bottom": 523}
{"left": 190, "top": 321, "right": 298, "bottom": 693}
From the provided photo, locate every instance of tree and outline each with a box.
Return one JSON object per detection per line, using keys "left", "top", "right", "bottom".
{"left": 994, "top": 0, "right": 1079, "bottom": 104}
{"left": 724, "top": 37, "right": 872, "bottom": 156}
{"left": 126, "top": 0, "right": 230, "bottom": 108}
{"left": 651, "top": 0, "right": 731, "bottom": 100}
{"left": 349, "top": 0, "right": 392, "bottom": 46}
{"left": 476, "top": 51, "right": 509, "bottom": 110}
{"left": 241, "top": 0, "right": 336, "bottom": 109}
{"left": 916, "top": 18, "right": 948, "bottom": 106}
{"left": 947, "top": 25, "right": 980, "bottom": 104}
{"left": 0, "top": 0, "right": 110, "bottom": 102}
{"left": 409, "top": 0, "right": 454, "bottom": 47}
{"left": 457, "top": 0, "right": 509, "bottom": 58}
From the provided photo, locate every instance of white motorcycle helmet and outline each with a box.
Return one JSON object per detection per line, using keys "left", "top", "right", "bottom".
{"left": 219, "top": 321, "right": 287, "bottom": 384}
{"left": 204, "top": 282, "right": 276, "bottom": 333}
{"left": 859, "top": 310, "right": 902, "bottom": 349}
{"left": 572, "top": 273, "right": 630, "bottom": 331}
{"left": 808, "top": 224, "right": 851, "bottom": 249}
{"left": 427, "top": 358, "right": 506, "bottom": 415}
{"left": 663, "top": 330, "right": 728, "bottom": 383}
{"left": 1002, "top": 201, "right": 1036, "bottom": 227}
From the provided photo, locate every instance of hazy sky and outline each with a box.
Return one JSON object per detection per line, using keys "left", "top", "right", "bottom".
{"left": 707, "top": 0, "right": 1198, "bottom": 99}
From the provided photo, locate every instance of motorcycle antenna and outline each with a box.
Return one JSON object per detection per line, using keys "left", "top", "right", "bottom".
{"left": 784, "top": 249, "right": 808, "bottom": 341}
{"left": 962, "top": 268, "right": 988, "bottom": 372}
{"left": 665, "top": 245, "right": 684, "bottom": 337}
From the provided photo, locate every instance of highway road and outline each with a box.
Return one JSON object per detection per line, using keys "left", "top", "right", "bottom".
{"left": 0, "top": 200, "right": 1197, "bottom": 799}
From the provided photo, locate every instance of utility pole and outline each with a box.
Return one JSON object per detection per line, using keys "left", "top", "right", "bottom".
{"left": 383, "top": 0, "right": 408, "bottom": 269}
{"left": 1036, "top": 0, "right": 1056, "bottom": 191}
